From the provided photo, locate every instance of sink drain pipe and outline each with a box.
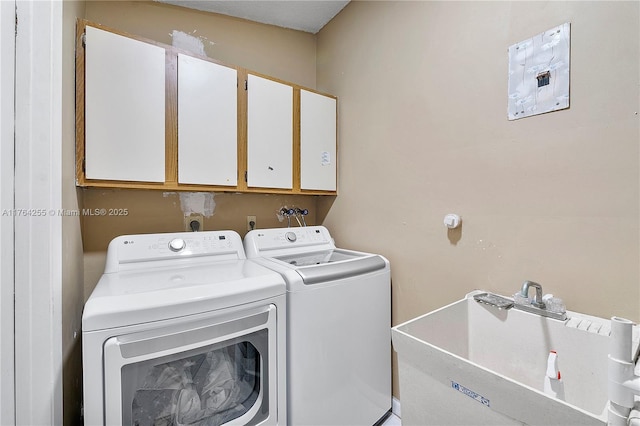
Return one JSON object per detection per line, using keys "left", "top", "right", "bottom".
{"left": 608, "top": 316, "right": 640, "bottom": 426}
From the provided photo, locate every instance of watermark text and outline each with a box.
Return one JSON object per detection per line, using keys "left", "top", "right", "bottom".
{"left": 2, "top": 208, "right": 129, "bottom": 217}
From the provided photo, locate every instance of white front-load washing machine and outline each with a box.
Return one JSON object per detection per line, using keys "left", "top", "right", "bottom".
{"left": 82, "top": 230, "right": 286, "bottom": 426}
{"left": 244, "top": 226, "right": 391, "bottom": 426}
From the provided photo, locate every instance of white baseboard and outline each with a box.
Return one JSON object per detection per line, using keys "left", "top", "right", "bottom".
{"left": 392, "top": 397, "right": 401, "bottom": 418}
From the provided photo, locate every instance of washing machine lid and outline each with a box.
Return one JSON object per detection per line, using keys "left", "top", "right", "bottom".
{"left": 269, "top": 249, "right": 387, "bottom": 285}
{"left": 244, "top": 227, "right": 387, "bottom": 285}
{"left": 273, "top": 249, "right": 356, "bottom": 266}
{"left": 83, "top": 231, "right": 286, "bottom": 331}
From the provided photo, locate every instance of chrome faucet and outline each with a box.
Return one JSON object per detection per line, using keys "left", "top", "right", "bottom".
{"left": 521, "top": 281, "right": 545, "bottom": 309}
{"left": 514, "top": 280, "right": 566, "bottom": 320}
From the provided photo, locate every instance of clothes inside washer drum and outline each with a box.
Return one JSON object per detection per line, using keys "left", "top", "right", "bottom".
{"left": 131, "top": 343, "right": 260, "bottom": 426}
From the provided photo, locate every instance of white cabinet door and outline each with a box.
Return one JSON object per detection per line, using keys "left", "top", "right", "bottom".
{"left": 177, "top": 54, "right": 237, "bottom": 186}
{"left": 84, "top": 26, "right": 166, "bottom": 182}
{"left": 300, "top": 90, "right": 337, "bottom": 191}
{"left": 247, "top": 74, "right": 293, "bottom": 189}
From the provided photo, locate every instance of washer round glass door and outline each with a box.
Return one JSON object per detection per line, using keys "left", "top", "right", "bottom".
{"left": 102, "top": 305, "right": 276, "bottom": 426}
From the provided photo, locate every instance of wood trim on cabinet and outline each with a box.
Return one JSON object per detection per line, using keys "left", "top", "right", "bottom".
{"left": 236, "top": 68, "right": 249, "bottom": 192}
{"left": 293, "top": 87, "right": 301, "bottom": 192}
{"left": 165, "top": 51, "right": 178, "bottom": 184}
{"left": 72, "top": 179, "right": 335, "bottom": 195}
{"left": 75, "top": 20, "right": 86, "bottom": 186}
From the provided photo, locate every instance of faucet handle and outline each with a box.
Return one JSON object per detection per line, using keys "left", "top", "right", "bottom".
{"left": 543, "top": 294, "right": 566, "bottom": 314}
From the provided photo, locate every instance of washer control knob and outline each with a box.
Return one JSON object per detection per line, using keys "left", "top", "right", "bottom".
{"left": 285, "top": 231, "right": 297, "bottom": 242}
{"left": 168, "top": 238, "right": 186, "bottom": 252}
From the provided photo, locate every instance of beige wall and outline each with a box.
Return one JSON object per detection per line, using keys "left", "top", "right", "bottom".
{"left": 63, "top": 2, "right": 86, "bottom": 425}
{"left": 317, "top": 1, "right": 639, "bottom": 398}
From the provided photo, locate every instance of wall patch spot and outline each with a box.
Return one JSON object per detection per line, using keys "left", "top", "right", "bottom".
{"left": 170, "top": 30, "right": 210, "bottom": 57}
{"left": 179, "top": 192, "right": 216, "bottom": 218}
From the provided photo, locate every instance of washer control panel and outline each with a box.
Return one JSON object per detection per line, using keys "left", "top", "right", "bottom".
{"left": 105, "top": 231, "right": 243, "bottom": 272}
{"left": 244, "top": 226, "right": 334, "bottom": 257}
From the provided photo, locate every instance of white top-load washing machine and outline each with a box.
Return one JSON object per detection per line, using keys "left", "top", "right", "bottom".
{"left": 82, "top": 230, "right": 286, "bottom": 426}
{"left": 244, "top": 226, "right": 391, "bottom": 426}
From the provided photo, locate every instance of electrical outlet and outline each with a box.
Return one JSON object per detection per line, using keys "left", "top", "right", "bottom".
{"left": 184, "top": 215, "right": 204, "bottom": 232}
{"left": 247, "top": 215, "right": 256, "bottom": 231}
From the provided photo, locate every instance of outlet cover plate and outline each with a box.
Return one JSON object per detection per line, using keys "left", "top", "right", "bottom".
{"left": 184, "top": 215, "right": 204, "bottom": 232}
{"left": 247, "top": 215, "right": 256, "bottom": 231}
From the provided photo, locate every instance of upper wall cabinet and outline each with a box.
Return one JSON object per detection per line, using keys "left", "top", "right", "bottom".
{"left": 177, "top": 54, "right": 238, "bottom": 186}
{"left": 247, "top": 74, "right": 293, "bottom": 190}
{"left": 300, "top": 89, "right": 337, "bottom": 192}
{"left": 76, "top": 20, "right": 337, "bottom": 195}
{"left": 84, "top": 26, "right": 166, "bottom": 182}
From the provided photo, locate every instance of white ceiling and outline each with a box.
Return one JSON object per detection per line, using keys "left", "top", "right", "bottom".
{"left": 155, "top": 0, "right": 350, "bottom": 34}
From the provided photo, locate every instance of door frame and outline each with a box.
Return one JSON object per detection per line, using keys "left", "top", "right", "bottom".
{"left": 14, "top": 1, "right": 64, "bottom": 425}
{"left": 0, "top": 1, "right": 16, "bottom": 423}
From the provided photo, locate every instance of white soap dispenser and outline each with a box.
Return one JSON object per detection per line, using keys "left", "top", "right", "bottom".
{"left": 543, "top": 350, "right": 565, "bottom": 400}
